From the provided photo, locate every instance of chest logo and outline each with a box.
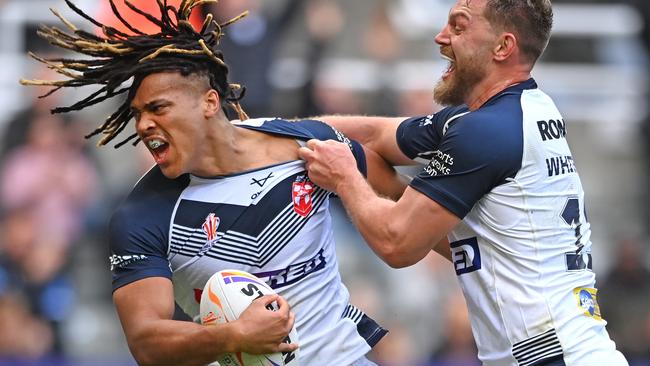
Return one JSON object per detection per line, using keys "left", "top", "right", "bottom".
{"left": 292, "top": 175, "right": 314, "bottom": 217}
{"left": 201, "top": 213, "right": 221, "bottom": 253}
{"left": 251, "top": 172, "right": 274, "bottom": 187}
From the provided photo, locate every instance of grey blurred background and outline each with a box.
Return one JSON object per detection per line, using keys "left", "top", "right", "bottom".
{"left": 0, "top": 0, "right": 649, "bottom": 365}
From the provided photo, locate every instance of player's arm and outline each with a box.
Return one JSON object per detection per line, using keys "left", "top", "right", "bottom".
{"left": 317, "top": 116, "right": 413, "bottom": 166}
{"left": 113, "top": 277, "right": 297, "bottom": 366}
{"left": 433, "top": 236, "right": 452, "bottom": 262}
{"left": 300, "top": 140, "right": 459, "bottom": 267}
{"left": 362, "top": 145, "right": 409, "bottom": 201}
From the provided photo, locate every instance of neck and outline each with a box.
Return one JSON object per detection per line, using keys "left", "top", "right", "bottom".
{"left": 465, "top": 70, "right": 531, "bottom": 110}
{"left": 192, "top": 120, "right": 297, "bottom": 177}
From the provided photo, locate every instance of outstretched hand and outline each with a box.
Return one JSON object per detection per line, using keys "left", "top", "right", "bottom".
{"left": 233, "top": 294, "right": 298, "bottom": 355}
{"left": 298, "top": 139, "right": 360, "bottom": 193}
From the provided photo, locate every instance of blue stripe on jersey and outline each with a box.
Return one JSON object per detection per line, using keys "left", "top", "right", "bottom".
{"left": 169, "top": 173, "right": 330, "bottom": 267}
{"left": 109, "top": 167, "right": 189, "bottom": 291}
{"left": 396, "top": 80, "right": 536, "bottom": 218}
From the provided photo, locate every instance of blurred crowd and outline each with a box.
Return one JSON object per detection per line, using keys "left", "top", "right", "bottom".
{"left": 0, "top": 0, "right": 649, "bottom": 365}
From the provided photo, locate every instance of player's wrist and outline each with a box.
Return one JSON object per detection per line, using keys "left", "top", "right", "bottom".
{"left": 214, "top": 322, "right": 243, "bottom": 354}
{"left": 335, "top": 170, "right": 369, "bottom": 200}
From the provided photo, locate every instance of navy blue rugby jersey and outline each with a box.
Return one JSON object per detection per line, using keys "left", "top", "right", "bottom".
{"left": 109, "top": 118, "right": 386, "bottom": 365}
{"left": 396, "top": 79, "right": 627, "bottom": 366}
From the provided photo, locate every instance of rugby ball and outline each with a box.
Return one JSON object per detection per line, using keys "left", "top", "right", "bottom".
{"left": 199, "top": 270, "right": 300, "bottom": 366}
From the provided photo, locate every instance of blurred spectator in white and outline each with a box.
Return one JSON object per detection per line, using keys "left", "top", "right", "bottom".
{"left": 388, "top": 0, "right": 454, "bottom": 42}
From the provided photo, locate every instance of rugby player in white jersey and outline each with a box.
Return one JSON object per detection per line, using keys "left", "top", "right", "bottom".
{"left": 299, "top": 0, "right": 630, "bottom": 365}
{"left": 20, "top": 1, "right": 406, "bottom": 365}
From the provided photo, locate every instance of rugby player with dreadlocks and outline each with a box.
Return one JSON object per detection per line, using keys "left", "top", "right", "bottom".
{"left": 21, "top": 1, "right": 405, "bottom": 365}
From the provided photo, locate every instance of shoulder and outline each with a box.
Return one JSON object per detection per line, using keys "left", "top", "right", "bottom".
{"left": 399, "top": 106, "right": 470, "bottom": 132}
{"left": 432, "top": 95, "right": 525, "bottom": 182}
{"left": 110, "top": 166, "right": 189, "bottom": 240}
{"left": 451, "top": 94, "right": 525, "bottom": 147}
{"left": 233, "top": 117, "right": 339, "bottom": 141}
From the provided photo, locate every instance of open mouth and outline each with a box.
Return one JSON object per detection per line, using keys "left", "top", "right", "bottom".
{"left": 146, "top": 138, "right": 170, "bottom": 164}
{"left": 440, "top": 54, "right": 456, "bottom": 79}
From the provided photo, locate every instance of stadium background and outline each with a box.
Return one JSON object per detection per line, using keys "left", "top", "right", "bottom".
{"left": 0, "top": 0, "right": 649, "bottom": 365}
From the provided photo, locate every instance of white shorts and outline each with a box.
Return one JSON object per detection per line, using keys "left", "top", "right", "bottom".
{"left": 348, "top": 356, "right": 377, "bottom": 366}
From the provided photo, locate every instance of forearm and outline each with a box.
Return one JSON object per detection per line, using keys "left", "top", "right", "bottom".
{"left": 316, "top": 115, "right": 380, "bottom": 145}
{"left": 126, "top": 319, "right": 239, "bottom": 366}
{"left": 316, "top": 115, "right": 410, "bottom": 165}
{"left": 335, "top": 172, "right": 420, "bottom": 268}
{"left": 299, "top": 139, "right": 453, "bottom": 267}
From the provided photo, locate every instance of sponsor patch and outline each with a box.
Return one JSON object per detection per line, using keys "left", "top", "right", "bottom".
{"left": 450, "top": 237, "right": 482, "bottom": 275}
{"left": 573, "top": 287, "right": 602, "bottom": 321}
{"left": 109, "top": 254, "right": 147, "bottom": 271}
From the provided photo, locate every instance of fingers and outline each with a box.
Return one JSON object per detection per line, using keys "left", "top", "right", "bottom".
{"left": 297, "top": 146, "right": 314, "bottom": 161}
{"left": 273, "top": 294, "right": 290, "bottom": 312}
{"left": 278, "top": 340, "right": 299, "bottom": 353}
{"left": 255, "top": 294, "right": 279, "bottom": 307}
{"left": 305, "top": 139, "right": 320, "bottom": 149}
{"left": 287, "top": 308, "right": 296, "bottom": 331}
{"left": 278, "top": 311, "right": 299, "bottom": 353}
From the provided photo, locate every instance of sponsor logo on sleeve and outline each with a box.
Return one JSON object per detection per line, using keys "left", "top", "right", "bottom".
{"left": 109, "top": 254, "right": 148, "bottom": 271}
{"left": 422, "top": 150, "right": 455, "bottom": 176}
{"left": 450, "top": 237, "right": 482, "bottom": 275}
{"left": 419, "top": 115, "right": 435, "bottom": 126}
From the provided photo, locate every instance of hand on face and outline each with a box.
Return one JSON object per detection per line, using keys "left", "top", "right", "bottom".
{"left": 298, "top": 139, "right": 359, "bottom": 193}
{"left": 233, "top": 294, "right": 298, "bottom": 355}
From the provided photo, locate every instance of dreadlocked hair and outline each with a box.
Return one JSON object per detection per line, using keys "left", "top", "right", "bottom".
{"left": 20, "top": 0, "right": 249, "bottom": 148}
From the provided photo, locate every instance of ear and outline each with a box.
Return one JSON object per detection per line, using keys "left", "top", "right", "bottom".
{"left": 493, "top": 33, "right": 517, "bottom": 61}
{"left": 203, "top": 89, "right": 221, "bottom": 118}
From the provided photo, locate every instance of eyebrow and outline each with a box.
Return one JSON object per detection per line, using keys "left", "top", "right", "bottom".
{"left": 449, "top": 9, "right": 471, "bottom": 23}
{"left": 131, "top": 99, "right": 170, "bottom": 112}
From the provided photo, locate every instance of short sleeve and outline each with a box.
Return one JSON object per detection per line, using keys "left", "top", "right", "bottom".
{"left": 396, "top": 106, "right": 470, "bottom": 161}
{"left": 109, "top": 167, "right": 188, "bottom": 292}
{"left": 407, "top": 108, "right": 523, "bottom": 219}
{"left": 109, "top": 206, "right": 172, "bottom": 291}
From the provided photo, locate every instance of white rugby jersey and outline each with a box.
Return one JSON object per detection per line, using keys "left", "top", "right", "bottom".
{"left": 397, "top": 79, "right": 628, "bottom": 366}
{"left": 109, "top": 118, "right": 387, "bottom": 365}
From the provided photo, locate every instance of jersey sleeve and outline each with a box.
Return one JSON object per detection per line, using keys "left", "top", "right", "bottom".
{"left": 109, "top": 205, "right": 172, "bottom": 291}
{"left": 405, "top": 109, "right": 523, "bottom": 219}
{"left": 396, "top": 106, "right": 470, "bottom": 161}
{"left": 109, "top": 168, "right": 188, "bottom": 292}
{"left": 296, "top": 119, "right": 368, "bottom": 177}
